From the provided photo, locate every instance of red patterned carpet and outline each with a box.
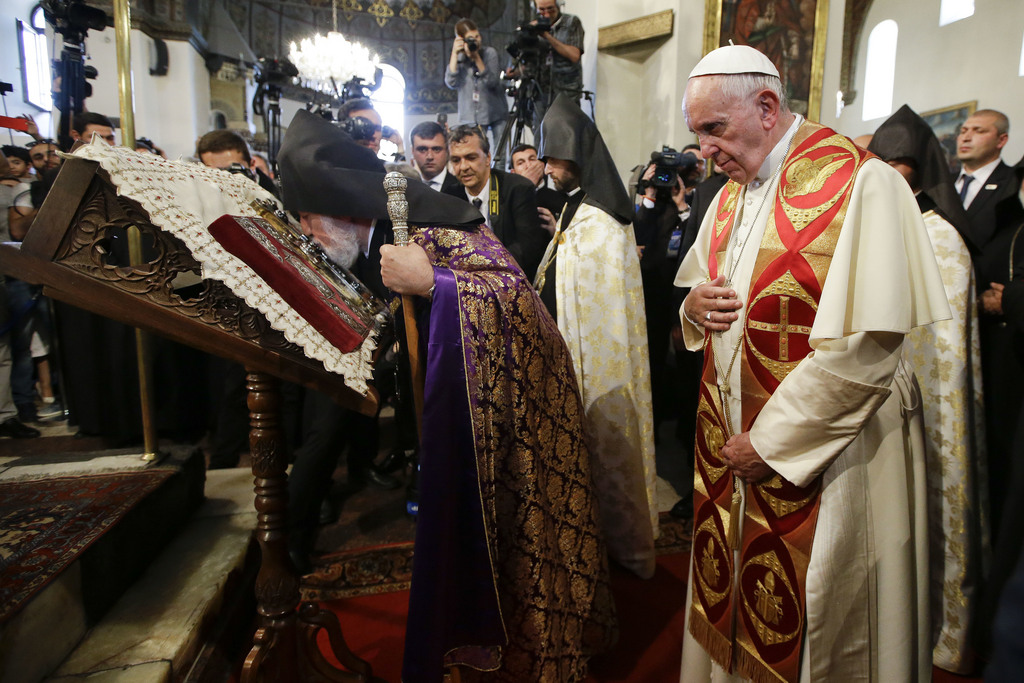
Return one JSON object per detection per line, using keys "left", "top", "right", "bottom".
{"left": 304, "top": 514, "right": 693, "bottom": 683}
{"left": 0, "top": 469, "right": 173, "bottom": 623}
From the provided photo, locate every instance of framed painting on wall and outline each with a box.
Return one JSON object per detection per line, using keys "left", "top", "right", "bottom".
{"left": 702, "top": 0, "right": 830, "bottom": 120}
{"left": 921, "top": 101, "right": 977, "bottom": 174}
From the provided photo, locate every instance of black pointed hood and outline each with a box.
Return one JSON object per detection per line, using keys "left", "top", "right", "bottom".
{"left": 537, "top": 95, "right": 633, "bottom": 225}
{"left": 278, "top": 110, "right": 483, "bottom": 227}
{"left": 868, "top": 104, "right": 975, "bottom": 252}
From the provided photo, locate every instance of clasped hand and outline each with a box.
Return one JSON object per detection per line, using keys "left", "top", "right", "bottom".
{"left": 379, "top": 243, "right": 434, "bottom": 296}
{"left": 682, "top": 275, "right": 743, "bottom": 331}
{"left": 721, "top": 432, "right": 774, "bottom": 483}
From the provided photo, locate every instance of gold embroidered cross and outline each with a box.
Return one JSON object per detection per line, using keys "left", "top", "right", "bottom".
{"left": 747, "top": 295, "right": 812, "bottom": 362}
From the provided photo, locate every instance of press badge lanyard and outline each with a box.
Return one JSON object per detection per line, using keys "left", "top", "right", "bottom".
{"left": 489, "top": 174, "right": 500, "bottom": 218}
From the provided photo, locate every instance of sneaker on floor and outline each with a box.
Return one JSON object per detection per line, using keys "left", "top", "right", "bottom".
{"left": 37, "top": 399, "right": 65, "bottom": 421}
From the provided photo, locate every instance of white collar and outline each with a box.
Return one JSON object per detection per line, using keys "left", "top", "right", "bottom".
{"left": 960, "top": 157, "right": 1001, "bottom": 185}
{"left": 466, "top": 180, "right": 490, "bottom": 204}
{"left": 423, "top": 167, "right": 449, "bottom": 188}
{"left": 750, "top": 114, "right": 803, "bottom": 188}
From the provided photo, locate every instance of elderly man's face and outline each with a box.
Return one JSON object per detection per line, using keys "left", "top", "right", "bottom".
{"left": 684, "top": 76, "right": 775, "bottom": 185}
{"left": 299, "top": 212, "right": 372, "bottom": 268}
{"left": 412, "top": 133, "right": 448, "bottom": 180}
{"left": 535, "top": 0, "right": 560, "bottom": 21}
{"left": 349, "top": 108, "right": 383, "bottom": 154}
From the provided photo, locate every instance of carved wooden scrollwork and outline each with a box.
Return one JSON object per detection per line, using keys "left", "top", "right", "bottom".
{"left": 53, "top": 174, "right": 301, "bottom": 354}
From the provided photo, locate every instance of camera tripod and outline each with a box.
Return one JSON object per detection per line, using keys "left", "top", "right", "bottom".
{"left": 493, "top": 71, "right": 545, "bottom": 170}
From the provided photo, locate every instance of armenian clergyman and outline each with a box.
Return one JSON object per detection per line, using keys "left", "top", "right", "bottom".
{"left": 867, "top": 105, "right": 989, "bottom": 675}
{"left": 534, "top": 94, "right": 659, "bottom": 579}
{"left": 675, "top": 46, "right": 950, "bottom": 682}
{"left": 276, "top": 110, "right": 618, "bottom": 683}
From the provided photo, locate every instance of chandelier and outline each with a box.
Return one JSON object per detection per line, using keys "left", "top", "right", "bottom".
{"left": 288, "top": 0, "right": 380, "bottom": 96}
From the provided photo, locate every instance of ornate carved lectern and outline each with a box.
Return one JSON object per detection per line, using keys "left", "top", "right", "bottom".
{"left": 0, "top": 153, "right": 384, "bottom": 683}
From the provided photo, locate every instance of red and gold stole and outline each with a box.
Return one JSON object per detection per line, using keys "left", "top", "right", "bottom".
{"left": 689, "top": 122, "right": 872, "bottom": 683}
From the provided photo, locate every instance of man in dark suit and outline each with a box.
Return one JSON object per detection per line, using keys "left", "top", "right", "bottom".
{"left": 955, "top": 108, "right": 1024, "bottom": 537}
{"left": 410, "top": 121, "right": 461, "bottom": 194}
{"left": 444, "top": 125, "right": 549, "bottom": 278}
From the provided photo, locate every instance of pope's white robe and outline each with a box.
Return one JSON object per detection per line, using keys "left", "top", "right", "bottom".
{"left": 550, "top": 200, "right": 659, "bottom": 579}
{"left": 904, "top": 210, "right": 989, "bottom": 673}
{"left": 675, "top": 119, "right": 950, "bottom": 681}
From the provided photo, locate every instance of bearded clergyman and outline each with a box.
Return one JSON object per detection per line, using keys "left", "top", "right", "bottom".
{"left": 534, "top": 94, "right": 660, "bottom": 580}
{"left": 674, "top": 46, "right": 950, "bottom": 682}
{"left": 276, "top": 110, "right": 617, "bottom": 683}
{"left": 867, "top": 105, "right": 989, "bottom": 675}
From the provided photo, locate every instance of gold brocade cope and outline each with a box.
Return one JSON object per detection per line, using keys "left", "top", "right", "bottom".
{"left": 688, "top": 121, "right": 873, "bottom": 683}
{"left": 413, "top": 225, "right": 617, "bottom": 681}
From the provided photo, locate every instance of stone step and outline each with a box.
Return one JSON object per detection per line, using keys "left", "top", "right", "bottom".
{"left": 41, "top": 466, "right": 256, "bottom": 682}
{"left": 0, "top": 446, "right": 206, "bottom": 683}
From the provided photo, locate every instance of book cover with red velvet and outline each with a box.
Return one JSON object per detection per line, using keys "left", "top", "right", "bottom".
{"left": 208, "top": 214, "right": 380, "bottom": 353}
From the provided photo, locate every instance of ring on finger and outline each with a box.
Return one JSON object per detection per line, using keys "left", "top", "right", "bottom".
{"left": 705, "top": 311, "right": 713, "bottom": 321}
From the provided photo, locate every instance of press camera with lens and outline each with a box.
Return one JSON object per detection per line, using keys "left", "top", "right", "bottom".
{"left": 643, "top": 146, "right": 699, "bottom": 190}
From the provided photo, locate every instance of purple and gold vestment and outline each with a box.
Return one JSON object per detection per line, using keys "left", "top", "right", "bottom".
{"left": 402, "top": 224, "right": 617, "bottom": 683}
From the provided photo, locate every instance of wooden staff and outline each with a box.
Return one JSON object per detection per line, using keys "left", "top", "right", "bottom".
{"left": 383, "top": 172, "right": 424, "bottom": 437}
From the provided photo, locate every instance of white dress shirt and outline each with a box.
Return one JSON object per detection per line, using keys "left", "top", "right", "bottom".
{"left": 956, "top": 157, "right": 1001, "bottom": 208}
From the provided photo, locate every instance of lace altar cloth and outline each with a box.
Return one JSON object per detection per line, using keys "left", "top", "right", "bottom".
{"left": 71, "top": 140, "right": 374, "bottom": 393}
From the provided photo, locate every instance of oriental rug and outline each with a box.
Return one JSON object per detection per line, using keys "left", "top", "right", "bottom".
{"left": 0, "top": 469, "right": 173, "bottom": 623}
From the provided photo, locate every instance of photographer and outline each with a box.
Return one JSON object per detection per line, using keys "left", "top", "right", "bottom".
{"left": 445, "top": 20, "right": 508, "bottom": 163}
{"left": 511, "top": 0, "right": 584, "bottom": 129}
{"left": 633, "top": 149, "right": 701, "bottom": 441}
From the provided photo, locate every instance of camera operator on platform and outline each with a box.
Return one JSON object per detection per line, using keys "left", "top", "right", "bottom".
{"left": 445, "top": 19, "right": 508, "bottom": 162}
{"left": 507, "top": 0, "right": 585, "bottom": 131}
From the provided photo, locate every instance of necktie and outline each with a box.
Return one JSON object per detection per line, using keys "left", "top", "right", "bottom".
{"left": 959, "top": 174, "right": 974, "bottom": 204}
{"left": 472, "top": 197, "right": 483, "bottom": 214}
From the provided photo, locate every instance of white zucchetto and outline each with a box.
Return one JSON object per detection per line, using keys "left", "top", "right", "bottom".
{"left": 688, "top": 44, "right": 781, "bottom": 79}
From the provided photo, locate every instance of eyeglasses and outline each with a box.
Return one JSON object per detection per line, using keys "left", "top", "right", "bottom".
{"left": 27, "top": 138, "right": 58, "bottom": 149}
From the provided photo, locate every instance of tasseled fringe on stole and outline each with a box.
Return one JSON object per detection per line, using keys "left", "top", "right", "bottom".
{"left": 687, "top": 607, "right": 733, "bottom": 672}
{"left": 734, "top": 642, "right": 790, "bottom": 683}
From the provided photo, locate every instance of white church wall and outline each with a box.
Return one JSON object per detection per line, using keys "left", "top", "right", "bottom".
{"left": 571, "top": 0, "right": 705, "bottom": 188}
{"left": 826, "top": 0, "right": 1024, "bottom": 164}
{"left": 88, "top": 28, "right": 211, "bottom": 161}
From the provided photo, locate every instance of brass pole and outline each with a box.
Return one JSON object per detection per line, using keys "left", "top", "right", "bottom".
{"left": 113, "top": 0, "right": 158, "bottom": 461}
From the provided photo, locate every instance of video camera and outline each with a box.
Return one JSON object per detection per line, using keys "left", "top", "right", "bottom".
{"left": 254, "top": 57, "right": 298, "bottom": 87}
{"left": 642, "top": 146, "right": 699, "bottom": 190}
{"left": 506, "top": 16, "right": 552, "bottom": 75}
{"left": 40, "top": 0, "right": 108, "bottom": 45}
{"left": 339, "top": 116, "right": 396, "bottom": 143}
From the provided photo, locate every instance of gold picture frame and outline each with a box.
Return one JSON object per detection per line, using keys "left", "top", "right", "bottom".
{"left": 921, "top": 101, "right": 977, "bottom": 174}
{"left": 702, "top": 0, "right": 830, "bottom": 121}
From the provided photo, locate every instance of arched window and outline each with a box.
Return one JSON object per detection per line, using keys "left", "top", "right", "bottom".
{"left": 371, "top": 64, "right": 405, "bottom": 161}
{"left": 18, "top": 6, "right": 52, "bottom": 110}
{"left": 940, "top": 0, "right": 974, "bottom": 27}
{"left": 862, "top": 20, "right": 898, "bottom": 121}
